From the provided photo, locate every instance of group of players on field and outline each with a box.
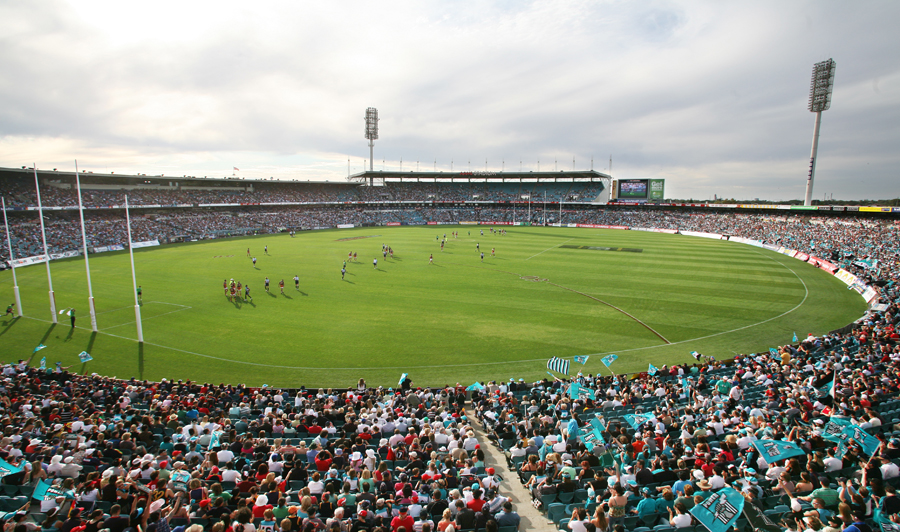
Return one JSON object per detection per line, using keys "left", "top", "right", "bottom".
{"left": 225, "top": 229, "right": 505, "bottom": 299}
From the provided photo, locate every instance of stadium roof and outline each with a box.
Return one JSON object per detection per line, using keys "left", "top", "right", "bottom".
{"left": 0, "top": 166, "right": 348, "bottom": 186}
{"left": 351, "top": 169, "right": 610, "bottom": 183}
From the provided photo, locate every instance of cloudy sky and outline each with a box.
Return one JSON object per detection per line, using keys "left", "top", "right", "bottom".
{"left": 1, "top": 1, "right": 898, "bottom": 201}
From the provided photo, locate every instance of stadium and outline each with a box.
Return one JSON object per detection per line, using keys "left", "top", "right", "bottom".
{"left": 1, "top": 163, "right": 898, "bottom": 531}
{"left": 3, "top": 3, "right": 900, "bottom": 532}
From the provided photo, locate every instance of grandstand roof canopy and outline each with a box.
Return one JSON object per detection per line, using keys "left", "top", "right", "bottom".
{"left": 0, "top": 166, "right": 347, "bottom": 187}
{"left": 351, "top": 169, "right": 610, "bottom": 184}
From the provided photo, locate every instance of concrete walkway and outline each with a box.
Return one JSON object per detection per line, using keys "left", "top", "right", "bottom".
{"left": 467, "top": 407, "right": 560, "bottom": 532}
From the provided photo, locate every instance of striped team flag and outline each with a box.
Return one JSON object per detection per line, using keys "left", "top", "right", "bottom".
{"left": 547, "top": 356, "right": 569, "bottom": 375}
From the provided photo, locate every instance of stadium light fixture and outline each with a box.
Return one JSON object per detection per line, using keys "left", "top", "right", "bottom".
{"left": 365, "top": 107, "right": 378, "bottom": 185}
{"left": 804, "top": 58, "right": 836, "bottom": 206}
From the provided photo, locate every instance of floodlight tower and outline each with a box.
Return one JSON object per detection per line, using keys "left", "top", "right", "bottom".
{"left": 804, "top": 59, "right": 836, "bottom": 206}
{"left": 365, "top": 107, "right": 379, "bottom": 187}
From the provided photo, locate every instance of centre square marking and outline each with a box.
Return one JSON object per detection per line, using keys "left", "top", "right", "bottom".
{"left": 559, "top": 244, "right": 642, "bottom": 252}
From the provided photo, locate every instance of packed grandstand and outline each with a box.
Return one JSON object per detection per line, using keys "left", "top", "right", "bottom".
{"left": 2, "top": 168, "right": 900, "bottom": 532}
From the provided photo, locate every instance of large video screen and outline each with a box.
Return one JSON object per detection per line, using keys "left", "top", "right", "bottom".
{"left": 617, "top": 179, "right": 649, "bottom": 199}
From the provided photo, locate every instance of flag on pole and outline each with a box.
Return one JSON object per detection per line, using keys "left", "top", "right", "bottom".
{"left": 601, "top": 354, "right": 618, "bottom": 368}
{"left": 32, "top": 480, "right": 75, "bottom": 501}
{"left": 792, "top": 332, "right": 798, "bottom": 342}
{"left": 171, "top": 470, "right": 192, "bottom": 491}
{"left": 880, "top": 522, "right": 900, "bottom": 532}
{"left": 465, "top": 382, "right": 485, "bottom": 391}
{"left": 398, "top": 373, "right": 409, "bottom": 386}
{"left": 573, "top": 355, "right": 589, "bottom": 365}
{"left": 822, "top": 416, "right": 852, "bottom": 442}
{"left": 39, "top": 357, "right": 46, "bottom": 370}
{"left": 33, "top": 344, "right": 46, "bottom": 353}
{"left": 690, "top": 486, "right": 744, "bottom": 532}
{"left": 547, "top": 356, "right": 570, "bottom": 375}
{"left": 750, "top": 439, "right": 807, "bottom": 464}
{"left": 842, "top": 425, "right": 881, "bottom": 456}
{"left": 78, "top": 351, "right": 93, "bottom": 363}
{"left": 0, "top": 458, "right": 23, "bottom": 478}
{"left": 209, "top": 430, "right": 224, "bottom": 449}
{"left": 233, "top": 167, "right": 240, "bottom": 171}
{"left": 691, "top": 351, "right": 702, "bottom": 360}
{"left": 623, "top": 412, "right": 654, "bottom": 431}
{"left": 581, "top": 427, "right": 605, "bottom": 452}
{"left": 682, "top": 377, "right": 691, "bottom": 402}
{"left": 741, "top": 501, "right": 781, "bottom": 532}
{"left": 568, "top": 382, "right": 596, "bottom": 401}
{"left": 647, "top": 363, "right": 658, "bottom": 376}
{"left": 768, "top": 348, "right": 779, "bottom": 357}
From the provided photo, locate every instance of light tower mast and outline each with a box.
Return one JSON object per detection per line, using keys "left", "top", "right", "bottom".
{"left": 805, "top": 59, "right": 836, "bottom": 206}
{"left": 365, "top": 107, "right": 379, "bottom": 187}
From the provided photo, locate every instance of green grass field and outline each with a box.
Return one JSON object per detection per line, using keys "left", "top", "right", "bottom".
{"left": 0, "top": 226, "right": 867, "bottom": 387}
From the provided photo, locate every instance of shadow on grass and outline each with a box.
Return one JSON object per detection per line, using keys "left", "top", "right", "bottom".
{"left": 282, "top": 293, "right": 292, "bottom": 299}
{"left": 65, "top": 327, "right": 75, "bottom": 342}
{"left": 0, "top": 316, "right": 20, "bottom": 338}
{"left": 86, "top": 331, "right": 97, "bottom": 354}
{"left": 267, "top": 291, "right": 276, "bottom": 298}
{"left": 343, "top": 280, "right": 355, "bottom": 284}
{"left": 298, "top": 291, "right": 308, "bottom": 297}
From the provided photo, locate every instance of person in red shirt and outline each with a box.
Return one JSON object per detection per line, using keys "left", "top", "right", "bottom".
{"left": 466, "top": 489, "right": 486, "bottom": 513}
{"left": 252, "top": 494, "right": 273, "bottom": 519}
{"left": 315, "top": 450, "right": 333, "bottom": 472}
{"left": 390, "top": 507, "right": 414, "bottom": 532}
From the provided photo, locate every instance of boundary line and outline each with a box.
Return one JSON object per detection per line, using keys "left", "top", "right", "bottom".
{"left": 525, "top": 238, "right": 574, "bottom": 260}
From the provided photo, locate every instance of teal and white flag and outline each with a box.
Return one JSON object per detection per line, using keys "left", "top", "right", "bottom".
{"left": 647, "top": 363, "right": 658, "bottom": 376}
{"left": 39, "top": 357, "right": 46, "bottom": 370}
{"left": 623, "top": 412, "right": 654, "bottom": 431}
{"left": 78, "top": 351, "right": 93, "bottom": 363}
{"left": 568, "top": 382, "right": 596, "bottom": 401}
{"left": 547, "top": 356, "right": 570, "bottom": 375}
{"left": 32, "top": 480, "right": 75, "bottom": 502}
{"left": 582, "top": 427, "right": 605, "bottom": 452}
{"left": 465, "top": 382, "right": 485, "bottom": 391}
{"left": 573, "top": 355, "right": 589, "bottom": 365}
{"left": 751, "top": 439, "right": 807, "bottom": 464}
{"left": 398, "top": 373, "right": 409, "bottom": 386}
{"left": 209, "top": 430, "right": 224, "bottom": 449}
{"left": 33, "top": 344, "right": 47, "bottom": 353}
{"left": 682, "top": 377, "right": 691, "bottom": 402}
{"left": 880, "top": 520, "right": 900, "bottom": 532}
{"left": 0, "top": 458, "right": 23, "bottom": 478}
{"left": 690, "top": 487, "right": 744, "bottom": 532}
{"left": 769, "top": 348, "right": 778, "bottom": 357}
{"left": 171, "top": 470, "right": 191, "bottom": 491}
{"left": 792, "top": 332, "right": 798, "bottom": 343}
{"left": 822, "top": 416, "right": 852, "bottom": 443}
{"left": 601, "top": 354, "right": 618, "bottom": 368}
{"left": 842, "top": 425, "right": 881, "bottom": 456}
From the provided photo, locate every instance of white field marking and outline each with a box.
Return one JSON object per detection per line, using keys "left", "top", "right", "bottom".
{"left": 98, "top": 301, "right": 193, "bottom": 331}
{"left": 95, "top": 305, "right": 134, "bottom": 316}
{"left": 577, "top": 249, "right": 811, "bottom": 358}
{"left": 524, "top": 238, "right": 574, "bottom": 260}
{"left": 19, "top": 249, "right": 812, "bottom": 370}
